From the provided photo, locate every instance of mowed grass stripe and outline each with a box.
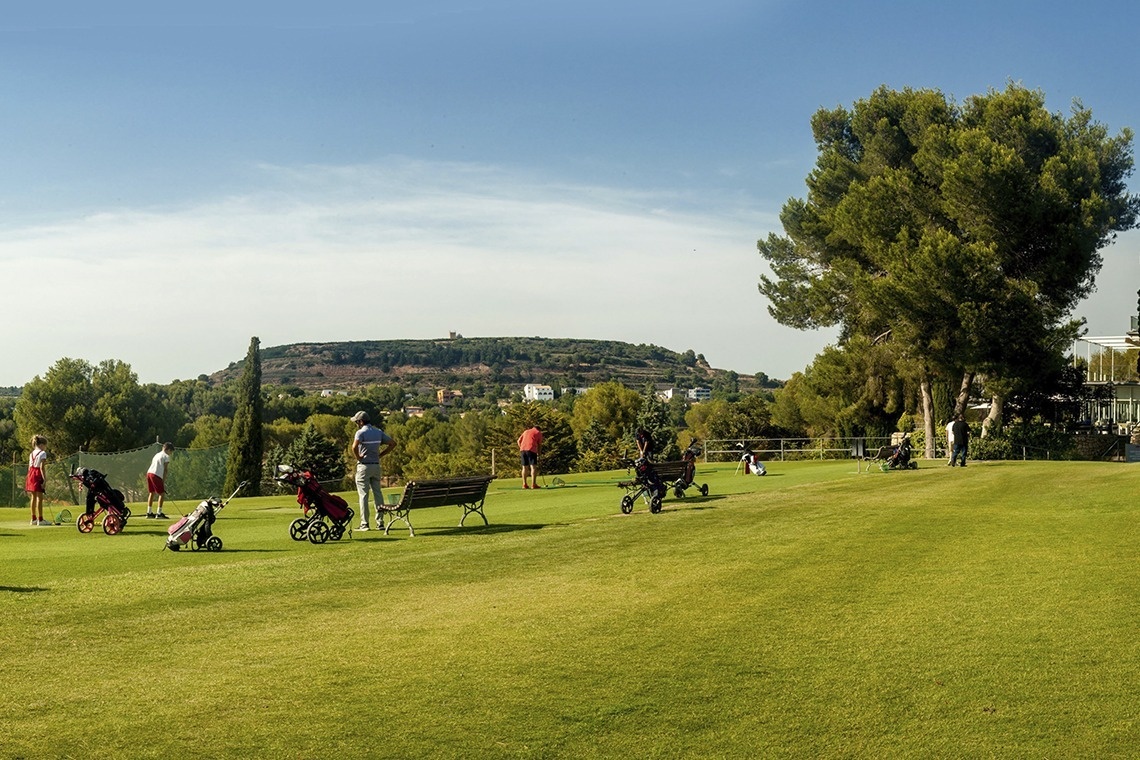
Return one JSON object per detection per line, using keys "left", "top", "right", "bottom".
{"left": 3, "top": 460, "right": 1140, "bottom": 758}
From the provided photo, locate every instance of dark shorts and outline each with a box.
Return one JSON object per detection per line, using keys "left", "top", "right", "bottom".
{"left": 147, "top": 473, "right": 165, "bottom": 494}
{"left": 520, "top": 450, "right": 538, "bottom": 467}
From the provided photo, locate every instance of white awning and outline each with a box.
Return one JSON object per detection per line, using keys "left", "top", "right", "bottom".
{"left": 1082, "top": 336, "right": 1139, "bottom": 350}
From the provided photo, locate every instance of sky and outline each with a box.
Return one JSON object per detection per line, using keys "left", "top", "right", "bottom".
{"left": 3, "top": 0, "right": 1140, "bottom": 386}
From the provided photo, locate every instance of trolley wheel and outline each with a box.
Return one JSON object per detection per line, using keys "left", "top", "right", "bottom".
{"left": 909, "top": 461, "right": 918, "bottom": 470}
{"left": 289, "top": 518, "right": 309, "bottom": 541}
{"left": 700, "top": 484, "right": 709, "bottom": 497}
{"left": 620, "top": 495, "right": 634, "bottom": 515}
{"left": 168, "top": 543, "right": 180, "bottom": 551}
{"left": 330, "top": 524, "right": 345, "bottom": 541}
{"left": 650, "top": 496, "right": 663, "bottom": 514}
{"left": 56, "top": 509, "right": 72, "bottom": 525}
{"left": 879, "top": 461, "right": 891, "bottom": 473}
{"left": 77, "top": 513, "right": 95, "bottom": 533}
{"left": 206, "top": 536, "right": 223, "bottom": 552}
{"left": 103, "top": 514, "right": 123, "bottom": 535}
{"left": 308, "top": 521, "right": 331, "bottom": 544}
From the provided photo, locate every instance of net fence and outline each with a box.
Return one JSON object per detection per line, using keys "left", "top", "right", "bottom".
{"left": 3, "top": 443, "right": 230, "bottom": 509}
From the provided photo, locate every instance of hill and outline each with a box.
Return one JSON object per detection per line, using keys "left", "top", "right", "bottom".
{"left": 210, "top": 336, "right": 776, "bottom": 393}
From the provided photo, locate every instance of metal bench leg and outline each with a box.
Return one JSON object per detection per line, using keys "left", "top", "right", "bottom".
{"left": 459, "top": 503, "right": 489, "bottom": 526}
{"left": 380, "top": 508, "right": 415, "bottom": 537}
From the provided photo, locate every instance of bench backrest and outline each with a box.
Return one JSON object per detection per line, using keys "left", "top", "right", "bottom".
{"left": 650, "top": 460, "right": 688, "bottom": 480}
{"left": 400, "top": 475, "right": 494, "bottom": 510}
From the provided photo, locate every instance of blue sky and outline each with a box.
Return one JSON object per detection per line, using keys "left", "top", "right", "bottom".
{"left": 3, "top": 1, "right": 1140, "bottom": 386}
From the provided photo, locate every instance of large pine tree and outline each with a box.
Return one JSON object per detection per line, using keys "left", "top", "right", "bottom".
{"left": 759, "top": 84, "right": 1140, "bottom": 455}
{"left": 224, "top": 337, "right": 264, "bottom": 496}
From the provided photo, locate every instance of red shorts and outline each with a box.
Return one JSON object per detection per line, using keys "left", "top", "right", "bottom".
{"left": 147, "top": 473, "right": 165, "bottom": 494}
{"left": 25, "top": 466, "right": 44, "bottom": 493}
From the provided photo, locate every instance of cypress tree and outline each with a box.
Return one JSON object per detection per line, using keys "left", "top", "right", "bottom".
{"left": 225, "top": 336, "right": 264, "bottom": 496}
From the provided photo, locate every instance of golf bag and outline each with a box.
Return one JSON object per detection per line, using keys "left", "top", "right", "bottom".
{"left": 672, "top": 440, "right": 710, "bottom": 497}
{"left": 738, "top": 445, "right": 767, "bottom": 476}
{"left": 618, "top": 456, "right": 668, "bottom": 514}
{"left": 165, "top": 482, "right": 245, "bottom": 552}
{"left": 276, "top": 465, "right": 355, "bottom": 544}
{"left": 70, "top": 467, "right": 131, "bottom": 535}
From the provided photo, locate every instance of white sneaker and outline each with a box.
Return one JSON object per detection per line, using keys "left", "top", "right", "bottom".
{"left": 357, "top": 525, "right": 369, "bottom": 532}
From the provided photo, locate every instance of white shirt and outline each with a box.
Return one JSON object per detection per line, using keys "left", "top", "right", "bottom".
{"left": 148, "top": 450, "right": 171, "bottom": 478}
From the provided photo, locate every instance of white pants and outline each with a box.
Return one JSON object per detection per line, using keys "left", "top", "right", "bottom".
{"left": 355, "top": 463, "right": 384, "bottom": 526}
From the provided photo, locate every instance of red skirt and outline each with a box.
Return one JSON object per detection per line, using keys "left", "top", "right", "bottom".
{"left": 25, "top": 466, "right": 44, "bottom": 493}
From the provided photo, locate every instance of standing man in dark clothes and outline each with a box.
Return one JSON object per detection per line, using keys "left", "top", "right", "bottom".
{"left": 950, "top": 415, "right": 970, "bottom": 467}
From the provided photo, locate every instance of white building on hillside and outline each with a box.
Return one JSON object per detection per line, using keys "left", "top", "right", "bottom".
{"left": 687, "top": 387, "right": 712, "bottom": 402}
{"left": 523, "top": 383, "right": 555, "bottom": 401}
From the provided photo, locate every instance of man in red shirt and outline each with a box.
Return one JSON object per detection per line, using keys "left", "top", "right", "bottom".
{"left": 517, "top": 426, "right": 542, "bottom": 489}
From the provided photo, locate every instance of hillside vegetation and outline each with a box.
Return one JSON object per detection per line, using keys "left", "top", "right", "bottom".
{"left": 210, "top": 336, "right": 775, "bottom": 393}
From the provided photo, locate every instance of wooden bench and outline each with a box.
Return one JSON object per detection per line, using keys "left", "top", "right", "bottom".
{"left": 650, "top": 460, "right": 688, "bottom": 486}
{"left": 379, "top": 474, "right": 495, "bottom": 536}
{"left": 616, "top": 459, "right": 689, "bottom": 490}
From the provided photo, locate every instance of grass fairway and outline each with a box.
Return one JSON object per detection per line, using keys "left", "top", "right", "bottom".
{"left": 3, "top": 459, "right": 1140, "bottom": 758}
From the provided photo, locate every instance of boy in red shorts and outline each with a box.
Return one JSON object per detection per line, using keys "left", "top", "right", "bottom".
{"left": 146, "top": 442, "right": 174, "bottom": 519}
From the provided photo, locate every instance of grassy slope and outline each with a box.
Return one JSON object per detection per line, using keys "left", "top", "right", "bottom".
{"left": 2, "top": 460, "right": 1139, "bottom": 759}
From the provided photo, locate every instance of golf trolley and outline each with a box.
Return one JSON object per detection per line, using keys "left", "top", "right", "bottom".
{"left": 275, "top": 465, "right": 355, "bottom": 544}
{"left": 871, "top": 436, "right": 918, "bottom": 472}
{"left": 70, "top": 467, "right": 131, "bottom": 535}
{"left": 617, "top": 457, "right": 668, "bottom": 514}
{"left": 164, "top": 481, "right": 247, "bottom": 552}
{"left": 670, "top": 439, "right": 710, "bottom": 498}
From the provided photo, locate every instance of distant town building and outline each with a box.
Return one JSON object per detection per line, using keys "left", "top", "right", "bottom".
{"left": 687, "top": 387, "right": 712, "bottom": 401}
{"left": 319, "top": 389, "right": 349, "bottom": 397}
{"left": 402, "top": 406, "right": 425, "bottom": 418}
{"left": 560, "top": 386, "right": 592, "bottom": 397}
{"left": 523, "top": 383, "right": 555, "bottom": 402}
{"left": 655, "top": 385, "right": 676, "bottom": 400}
{"left": 437, "top": 389, "right": 464, "bottom": 404}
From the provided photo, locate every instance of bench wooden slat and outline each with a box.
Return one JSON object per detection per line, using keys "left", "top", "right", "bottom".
{"left": 650, "top": 460, "right": 688, "bottom": 482}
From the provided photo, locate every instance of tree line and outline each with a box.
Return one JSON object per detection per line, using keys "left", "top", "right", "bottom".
{"left": 2, "top": 350, "right": 784, "bottom": 488}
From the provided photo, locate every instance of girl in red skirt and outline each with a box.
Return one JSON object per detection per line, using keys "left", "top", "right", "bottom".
{"left": 26, "top": 435, "right": 48, "bottom": 525}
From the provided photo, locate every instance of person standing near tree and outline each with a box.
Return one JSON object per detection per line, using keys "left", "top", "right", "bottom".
{"left": 950, "top": 415, "right": 970, "bottom": 467}
{"left": 146, "top": 442, "right": 174, "bottom": 519}
{"left": 26, "top": 435, "right": 48, "bottom": 525}
{"left": 946, "top": 419, "right": 955, "bottom": 466}
{"left": 635, "top": 427, "right": 654, "bottom": 460}
{"left": 352, "top": 411, "right": 396, "bottom": 531}
{"left": 517, "top": 425, "right": 542, "bottom": 489}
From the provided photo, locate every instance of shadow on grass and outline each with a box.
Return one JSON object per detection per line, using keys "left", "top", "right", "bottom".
{"left": 357, "top": 523, "right": 552, "bottom": 538}
{"left": 0, "top": 586, "right": 48, "bottom": 593}
{"left": 210, "top": 548, "right": 288, "bottom": 554}
{"left": 670, "top": 494, "right": 729, "bottom": 509}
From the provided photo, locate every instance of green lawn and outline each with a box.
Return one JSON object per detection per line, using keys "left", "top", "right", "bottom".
{"left": 3, "top": 459, "right": 1140, "bottom": 758}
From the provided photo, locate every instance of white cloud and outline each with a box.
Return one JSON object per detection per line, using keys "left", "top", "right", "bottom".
{"left": 0, "top": 158, "right": 825, "bottom": 386}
